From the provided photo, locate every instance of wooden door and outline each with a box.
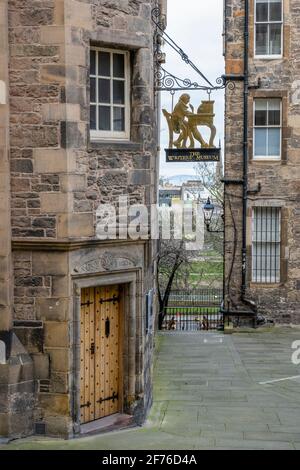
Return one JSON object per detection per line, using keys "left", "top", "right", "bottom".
{"left": 80, "top": 285, "right": 121, "bottom": 424}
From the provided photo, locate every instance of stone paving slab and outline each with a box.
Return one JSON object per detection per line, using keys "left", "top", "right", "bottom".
{"left": 1, "top": 328, "right": 300, "bottom": 450}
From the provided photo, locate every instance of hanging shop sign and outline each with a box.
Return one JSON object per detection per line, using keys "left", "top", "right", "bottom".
{"left": 150, "top": 8, "right": 235, "bottom": 164}
{"left": 163, "top": 94, "right": 220, "bottom": 162}
{"left": 165, "top": 148, "right": 220, "bottom": 163}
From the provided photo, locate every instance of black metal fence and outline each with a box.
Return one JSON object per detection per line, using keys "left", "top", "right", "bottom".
{"left": 167, "top": 288, "right": 223, "bottom": 307}
{"left": 162, "top": 289, "right": 223, "bottom": 332}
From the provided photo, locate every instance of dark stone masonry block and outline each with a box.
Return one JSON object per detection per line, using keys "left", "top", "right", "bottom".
{"left": 12, "top": 228, "right": 44, "bottom": 238}
{"left": 14, "top": 325, "right": 44, "bottom": 355}
{"left": 97, "top": 171, "right": 128, "bottom": 188}
{"left": 11, "top": 178, "right": 30, "bottom": 192}
{"left": 32, "top": 217, "right": 56, "bottom": 229}
{"left": 27, "top": 200, "right": 41, "bottom": 209}
{"left": 15, "top": 277, "right": 43, "bottom": 287}
{"left": 10, "top": 126, "right": 59, "bottom": 148}
{"left": 22, "top": 45, "right": 59, "bottom": 57}
{"left": 19, "top": 9, "right": 54, "bottom": 27}
{"left": 11, "top": 216, "right": 31, "bottom": 228}
{"left": 10, "top": 159, "right": 33, "bottom": 173}
{"left": 41, "top": 175, "right": 59, "bottom": 185}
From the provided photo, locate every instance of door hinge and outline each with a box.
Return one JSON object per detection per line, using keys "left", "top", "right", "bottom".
{"left": 80, "top": 401, "right": 91, "bottom": 409}
{"left": 97, "top": 392, "right": 118, "bottom": 405}
{"left": 99, "top": 295, "right": 119, "bottom": 305}
{"left": 81, "top": 300, "right": 94, "bottom": 307}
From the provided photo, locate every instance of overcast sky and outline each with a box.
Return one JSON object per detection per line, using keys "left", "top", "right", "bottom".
{"left": 159, "top": 0, "right": 224, "bottom": 178}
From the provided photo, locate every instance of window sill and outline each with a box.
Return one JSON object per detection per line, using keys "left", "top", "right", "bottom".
{"left": 88, "top": 140, "right": 142, "bottom": 151}
{"left": 249, "top": 282, "right": 283, "bottom": 288}
{"left": 251, "top": 158, "right": 281, "bottom": 163}
{"left": 253, "top": 55, "right": 283, "bottom": 60}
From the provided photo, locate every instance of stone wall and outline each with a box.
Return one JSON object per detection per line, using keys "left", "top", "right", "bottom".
{"left": 9, "top": 0, "right": 157, "bottom": 243}
{"left": 0, "top": 0, "right": 13, "bottom": 332}
{"left": 3, "top": 0, "right": 161, "bottom": 438}
{"left": 224, "top": 0, "right": 300, "bottom": 324}
{"left": 9, "top": 0, "right": 159, "bottom": 320}
{"left": 0, "top": 0, "right": 36, "bottom": 441}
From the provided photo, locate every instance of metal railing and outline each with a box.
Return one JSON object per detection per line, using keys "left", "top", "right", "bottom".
{"left": 167, "top": 288, "right": 223, "bottom": 307}
{"left": 162, "top": 289, "right": 224, "bottom": 332}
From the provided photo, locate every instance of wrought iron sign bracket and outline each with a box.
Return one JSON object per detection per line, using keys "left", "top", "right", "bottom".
{"left": 152, "top": 7, "right": 233, "bottom": 163}
{"left": 221, "top": 74, "right": 245, "bottom": 82}
{"left": 152, "top": 7, "right": 235, "bottom": 93}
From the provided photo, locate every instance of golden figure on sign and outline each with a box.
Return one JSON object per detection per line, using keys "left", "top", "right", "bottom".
{"left": 163, "top": 94, "right": 217, "bottom": 149}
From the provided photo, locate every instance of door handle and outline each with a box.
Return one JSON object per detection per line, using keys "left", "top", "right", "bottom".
{"left": 105, "top": 317, "right": 110, "bottom": 338}
{"left": 90, "top": 342, "right": 95, "bottom": 355}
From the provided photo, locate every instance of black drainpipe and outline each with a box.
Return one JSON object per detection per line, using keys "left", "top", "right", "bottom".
{"left": 241, "top": 0, "right": 257, "bottom": 314}
{"left": 221, "top": 0, "right": 257, "bottom": 319}
{"left": 241, "top": 0, "right": 256, "bottom": 314}
{"left": 241, "top": 0, "right": 249, "bottom": 302}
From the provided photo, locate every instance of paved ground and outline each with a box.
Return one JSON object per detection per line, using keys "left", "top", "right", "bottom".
{"left": 1, "top": 328, "right": 300, "bottom": 450}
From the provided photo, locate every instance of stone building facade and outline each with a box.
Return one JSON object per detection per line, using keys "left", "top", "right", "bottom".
{"left": 0, "top": 0, "right": 166, "bottom": 439}
{"left": 224, "top": 0, "right": 300, "bottom": 324}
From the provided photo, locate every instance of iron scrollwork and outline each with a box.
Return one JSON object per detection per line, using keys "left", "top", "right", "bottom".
{"left": 156, "top": 66, "right": 209, "bottom": 92}
{"left": 152, "top": 7, "right": 235, "bottom": 93}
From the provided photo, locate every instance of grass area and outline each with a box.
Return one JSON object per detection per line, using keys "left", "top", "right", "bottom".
{"left": 189, "top": 259, "right": 223, "bottom": 283}
{"left": 190, "top": 261, "right": 223, "bottom": 274}
{"left": 197, "top": 249, "right": 221, "bottom": 259}
{"left": 172, "top": 251, "right": 224, "bottom": 289}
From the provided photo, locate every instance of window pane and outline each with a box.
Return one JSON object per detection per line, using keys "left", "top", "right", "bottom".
{"left": 269, "top": 23, "right": 282, "bottom": 55}
{"left": 113, "top": 107, "right": 125, "bottom": 132}
{"left": 113, "top": 80, "right": 125, "bottom": 104}
{"left": 255, "top": 100, "right": 268, "bottom": 126}
{"left": 90, "top": 106, "right": 96, "bottom": 130}
{"left": 256, "top": 1, "right": 268, "bottom": 21}
{"left": 256, "top": 24, "right": 268, "bottom": 55}
{"left": 268, "top": 99, "right": 281, "bottom": 125}
{"left": 90, "top": 77, "right": 96, "bottom": 103}
{"left": 252, "top": 243, "right": 259, "bottom": 281}
{"left": 255, "top": 99, "right": 268, "bottom": 110}
{"left": 262, "top": 208, "right": 272, "bottom": 242}
{"left": 269, "top": 1, "right": 282, "bottom": 21}
{"left": 113, "top": 54, "right": 125, "bottom": 78}
{"left": 98, "top": 51, "right": 110, "bottom": 76}
{"left": 274, "top": 243, "right": 281, "bottom": 282}
{"left": 255, "top": 128, "right": 267, "bottom": 156}
{"left": 98, "top": 78, "right": 110, "bottom": 103}
{"left": 99, "top": 106, "right": 111, "bottom": 131}
{"left": 90, "top": 50, "right": 96, "bottom": 75}
{"left": 255, "top": 110, "right": 268, "bottom": 126}
{"left": 252, "top": 207, "right": 281, "bottom": 283}
{"left": 268, "top": 128, "right": 280, "bottom": 156}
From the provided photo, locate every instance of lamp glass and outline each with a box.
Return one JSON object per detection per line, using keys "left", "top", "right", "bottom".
{"left": 202, "top": 198, "right": 215, "bottom": 225}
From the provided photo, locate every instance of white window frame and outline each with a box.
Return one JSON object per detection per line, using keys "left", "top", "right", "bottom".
{"left": 254, "top": 0, "right": 283, "bottom": 59}
{"left": 90, "top": 47, "right": 130, "bottom": 141}
{"left": 252, "top": 207, "right": 281, "bottom": 284}
{"left": 253, "top": 98, "right": 282, "bottom": 161}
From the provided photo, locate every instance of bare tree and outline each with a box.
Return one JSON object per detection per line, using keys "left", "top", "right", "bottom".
{"left": 156, "top": 164, "right": 224, "bottom": 329}
{"left": 194, "top": 161, "right": 223, "bottom": 205}
{"left": 157, "top": 239, "right": 194, "bottom": 329}
{"left": 194, "top": 161, "right": 224, "bottom": 257}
